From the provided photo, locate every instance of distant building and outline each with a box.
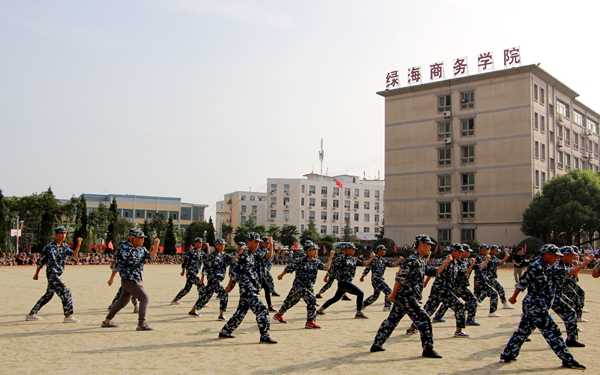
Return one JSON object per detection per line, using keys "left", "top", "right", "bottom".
{"left": 215, "top": 191, "right": 267, "bottom": 242}
{"left": 379, "top": 64, "right": 600, "bottom": 247}
{"left": 82, "top": 194, "right": 207, "bottom": 229}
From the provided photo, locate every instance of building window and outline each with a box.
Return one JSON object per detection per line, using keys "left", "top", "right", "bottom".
{"left": 461, "top": 91, "right": 475, "bottom": 109}
{"left": 574, "top": 157, "right": 580, "bottom": 169}
{"left": 364, "top": 189, "right": 370, "bottom": 198}
{"left": 344, "top": 212, "right": 350, "bottom": 221}
{"left": 321, "top": 211, "right": 327, "bottom": 220}
{"left": 374, "top": 190, "right": 380, "bottom": 198}
{"left": 354, "top": 213, "right": 359, "bottom": 221}
{"left": 574, "top": 133, "right": 579, "bottom": 151}
{"left": 283, "top": 184, "right": 290, "bottom": 194}
{"left": 573, "top": 111, "right": 583, "bottom": 126}
{"left": 374, "top": 214, "right": 380, "bottom": 222}
{"left": 533, "top": 83, "right": 538, "bottom": 101}
{"left": 438, "top": 229, "right": 451, "bottom": 246}
{"left": 301, "top": 210, "right": 305, "bottom": 219}
{"left": 461, "top": 118, "right": 475, "bottom": 136}
{"left": 333, "top": 199, "right": 339, "bottom": 208}
{"left": 344, "top": 188, "right": 350, "bottom": 197}
{"left": 321, "top": 186, "right": 328, "bottom": 195}
{"left": 540, "top": 115, "right": 545, "bottom": 133}
{"left": 540, "top": 88, "right": 545, "bottom": 105}
{"left": 461, "top": 229, "right": 475, "bottom": 241}
{"left": 283, "top": 197, "right": 290, "bottom": 206}
{"left": 333, "top": 186, "right": 340, "bottom": 196}
{"left": 556, "top": 100, "right": 570, "bottom": 118}
{"left": 438, "top": 95, "right": 451, "bottom": 112}
{"left": 301, "top": 185, "right": 305, "bottom": 193}
{"left": 534, "top": 141, "right": 539, "bottom": 159}
{"left": 438, "top": 148, "right": 452, "bottom": 166}
{"left": 363, "top": 227, "right": 370, "bottom": 233}
{"left": 438, "top": 175, "right": 451, "bottom": 193}
{"left": 541, "top": 172, "right": 546, "bottom": 187}
{"left": 309, "top": 211, "right": 315, "bottom": 219}
{"left": 461, "top": 173, "right": 475, "bottom": 192}
{"left": 321, "top": 225, "right": 327, "bottom": 234}
{"left": 283, "top": 210, "right": 290, "bottom": 220}
{"left": 534, "top": 113, "right": 539, "bottom": 130}
{"left": 438, "top": 202, "right": 452, "bottom": 220}
{"left": 354, "top": 227, "right": 359, "bottom": 234}
{"left": 461, "top": 146, "right": 475, "bottom": 164}
{"left": 301, "top": 197, "right": 305, "bottom": 206}
{"left": 300, "top": 224, "right": 305, "bottom": 231}
{"left": 354, "top": 189, "right": 360, "bottom": 197}
{"left": 321, "top": 199, "right": 327, "bottom": 208}
{"left": 557, "top": 151, "right": 564, "bottom": 169}
{"left": 564, "top": 129, "right": 570, "bottom": 146}
{"left": 549, "top": 103, "right": 554, "bottom": 116}
{"left": 353, "top": 201, "right": 359, "bottom": 209}
{"left": 333, "top": 212, "right": 339, "bottom": 221}
{"left": 550, "top": 158, "right": 555, "bottom": 171}
{"left": 565, "top": 154, "right": 571, "bottom": 171}
{"left": 309, "top": 198, "right": 315, "bottom": 207}
{"left": 541, "top": 143, "right": 546, "bottom": 161}
{"left": 535, "top": 170, "right": 539, "bottom": 188}
{"left": 364, "top": 214, "right": 370, "bottom": 222}
{"left": 332, "top": 226, "right": 339, "bottom": 234}
{"left": 557, "top": 125, "right": 563, "bottom": 140}
{"left": 270, "top": 184, "right": 277, "bottom": 194}
{"left": 309, "top": 185, "right": 316, "bottom": 194}
{"left": 550, "top": 131, "right": 554, "bottom": 143}
{"left": 589, "top": 120, "right": 599, "bottom": 135}
{"left": 344, "top": 200, "right": 350, "bottom": 209}
{"left": 241, "top": 205, "right": 247, "bottom": 213}
{"left": 270, "top": 197, "right": 276, "bottom": 206}
{"left": 363, "top": 201, "right": 370, "bottom": 210}
{"left": 240, "top": 215, "right": 246, "bottom": 224}
{"left": 374, "top": 202, "right": 380, "bottom": 211}
{"left": 251, "top": 205, "right": 257, "bottom": 215}
{"left": 270, "top": 210, "right": 276, "bottom": 219}
{"left": 595, "top": 143, "right": 599, "bottom": 159}
{"left": 461, "top": 201, "right": 475, "bottom": 219}
{"left": 241, "top": 195, "right": 246, "bottom": 201}
{"left": 438, "top": 121, "right": 451, "bottom": 140}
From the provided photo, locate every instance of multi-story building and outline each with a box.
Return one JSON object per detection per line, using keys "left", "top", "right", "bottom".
{"left": 215, "top": 191, "right": 267, "bottom": 240}
{"left": 83, "top": 194, "right": 207, "bottom": 229}
{"left": 266, "top": 174, "right": 384, "bottom": 240}
{"left": 380, "top": 64, "right": 600, "bottom": 247}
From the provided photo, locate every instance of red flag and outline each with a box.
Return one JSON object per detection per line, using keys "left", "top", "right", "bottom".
{"left": 107, "top": 241, "right": 114, "bottom": 250}
{"left": 293, "top": 243, "right": 299, "bottom": 250}
{"left": 523, "top": 243, "right": 527, "bottom": 254}
{"left": 434, "top": 244, "right": 439, "bottom": 253}
{"left": 393, "top": 244, "right": 397, "bottom": 253}
{"left": 323, "top": 245, "right": 326, "bottom": 255}
{"left": 335, "top": 179, "right": 343, "bottom": 188}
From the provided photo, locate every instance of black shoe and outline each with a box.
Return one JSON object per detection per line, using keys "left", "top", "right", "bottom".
{"left": 525, "top": 338, "right": 531, "bottom": 342}
{"left": 188, "top": 311, "right": 200, "bottom": 316}
{"left": 499, "top": 354, "right": 517, "bottom": 363}
{"left": 370, "top": 345, "right": 385, "bottom": 352}
{"left": 342, "top": 295, "right": 352, "bottom": 301}
{"left": 260, "top": 337, "right": 278, "bottom": 344}
{"left": 268, "top": 306, "right": 277, "bottom": 312}
{"left": 272, "top": 292, "right": 280, "bottom": 297}
{"left": 422, "top": 349, "right": 442, "bottom": 359}
{"left": 316, "top": 309, "right": 325, "bottom": 315}
{"left": 566, "top": 339, "right": 586, "bottom": 348}
{"left": 316, "top": 294, "right": 323, "bottom": 299}
{"left": 562, "top": 360, "right": 586, "bottom": 370}
{"left": 218, "top": 332, "right": 235, "bottom": 339}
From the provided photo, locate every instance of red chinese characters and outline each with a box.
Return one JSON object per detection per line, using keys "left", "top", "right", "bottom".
{"left": 478, "top": 52, "right": 494, "bottom": 72}
{"left": 430, "top": 62, "right": 444, "bottom": 81}
{"left": 504, "top": 47, "right": 521, "bottom": 67}
{"left": 408, "top": 67, "right": 422, "bottom": 84}
{"left": 386, "top": 70, "right": 399, "bottom": 89}
{"left": 453, "top": 57, "right": 468, "bottom": 77}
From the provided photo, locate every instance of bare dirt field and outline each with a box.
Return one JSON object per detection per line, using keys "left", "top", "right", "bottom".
{"left": 1, "top": 264, "right": 597, "bottom": 375}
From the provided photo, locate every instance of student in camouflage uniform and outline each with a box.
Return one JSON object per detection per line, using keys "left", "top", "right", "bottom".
{"left": 273, "top": 241, "right": 335, "bottom": 328}
{"left": 552, "top": 246, "right": 592, "bottom": 347}
{"left": 568, "top": 248, "right": 590, "bottom": 321}
{"left": 218, "top": 232, "right": 277, "bottom": 344}
{"left": 255, "top": 236, "right": 276, "bottom": 312}
{"left": 26, "top": 226, "right": 82, "bottom": 323}
{"left": 108, "top": 229, "right": 139, "bottom": 313}
{"left": 433, "top": 243, "right": 480, "bottom": 326}
{"left": 479, "top": 245, "right": 514, "bottom": 312}
{"left": 370, "top": 234, "right": 442, "bottom": 358}
{"left": 316, "top": 246, "right": 351, "bottom": 300}
{"left": 102, "top": 231, "right": 160, "bottom": 331}
{"left": 360, "top": 245, "right": 403, "bottom": 311}
{"left": 171, "top": 237, "right": 207, "bottom": 305}
{"left": 317, "top": 243, "right": 374, "bottom": 318}
{"left": 499, "top": 244, "right": 587, "bottom": 369}
{"left": 473, "top": 244, "right": 499, "bottom": 316}
{"left": 408, "top": 243, "right": 469, "bottom": 338}
{"left": 189, "top": 238, "right": 240, "bottom": 320}
{"left": 267, "top": 244, "right": 283, "bottom": 297}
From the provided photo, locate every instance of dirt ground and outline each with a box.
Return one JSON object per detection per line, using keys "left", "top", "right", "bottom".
{"left": 1, "top": 264, "right": 597, "bottom": 374}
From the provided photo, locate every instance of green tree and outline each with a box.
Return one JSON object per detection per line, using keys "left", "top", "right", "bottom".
{"left": 142, "top": 220, "right": 151, "bottom": 249}
{"left": 221, "top": 223, "right": 233, "bottom": 243}
{"left": 149, "top": 213, "right": 168, "bottom": 241}
{"left": 0, "top": 189, "right": 7, "bottom": 253}
{"left": 113, "top": 216, "right": 133, "bottom": 244}
{"left": 163, "top": 217, "right": 177, "bottom": 255}
{"left": 317, "top": 234, "right": 336, "bottom": 254}
{"left": 267, "top": 226, "right": 281, "bottom": 242}
{"left": 206, "top": 217, "right": 216, "bottom": 244}
{"left": 280, "top": 225, "right": 299, "bottom": 248}
{"left": 37, "top": 187, "right": 62, "bottom": 249}
{"left": 521, "top": 170, "right": 600, "bottom": 244}
{"left": 342, "top": 219, "right": 355, "bottom": 242}
{"left": 73, "top": 195, "right": 89, "bottom": 253}
{"left": 88, "top": 202, "right": 109, "bottom": 249}
{"left": 105, "top": 197, "right": 118, "bottom": 247}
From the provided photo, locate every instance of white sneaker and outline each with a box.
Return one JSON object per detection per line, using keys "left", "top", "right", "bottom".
{"left": 577, "top": 317, "right": 588, "bottom": 323}
{"left": 582, "top": 309, "right": 590, "bottom": 313}
{"left": 170, "top": 300, "right": 182, "bottom": 305}
{"left": 488, "top": 312, "right": 502, "bottom": 317}
{"left": 63, "top": 316, "right": 80, "bottom": 323}
{"left": 25, "top": 314, "right": 42, "bottom": 321}
{"left": 477, "top": 302, "right": 482, "bottom": 307}
{"left": 502, "top": 303, "right": 515, "bottom": 309}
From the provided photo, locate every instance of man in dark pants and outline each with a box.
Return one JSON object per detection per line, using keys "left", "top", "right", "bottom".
{"left": 512, "top": 246, "right": 526, "bottom": 283}
{"left": 171, "top": 237, "right": 207, "bottom": 305}
{"left": 256, "top": 236, "right": 276, "bottom": 312}
{"left": 102, "top": 231, "right": 160, "bottom": 331}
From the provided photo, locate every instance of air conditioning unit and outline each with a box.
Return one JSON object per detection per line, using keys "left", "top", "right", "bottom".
{"left": 443, "top": 137, "right": 452, "bottom": 144}
{"left": 270, "top": 218, "right": 275, "bottom": 222}
{"left": 285, "top": 205, "right": 289, "bottom": 208}
{"left": 269, "top": 204, "right": 274, "bottom": 207}
{"left": 586, "top": 129, "right": 592, "bottom": 136}
{"left": 285, "top": 218, "right": 289, "bottom": 221}
{"left": 285, "top": 191, "right": 290, "bottom": 195}
{"left": 557, "top": 140, "right": 563, "bottom": 148}
{"left": 556, "top": 114, "right": 563, "bottom": 123}
{"left": 442, "top": 111, "right": 451, "bottom": 118}
{"left": 270, "top": 189, "right": 275, "bottom": 194}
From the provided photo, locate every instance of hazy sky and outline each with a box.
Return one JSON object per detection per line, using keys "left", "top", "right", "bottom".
{"left": 1, "top": 0, "right": 599, "bottom": 219}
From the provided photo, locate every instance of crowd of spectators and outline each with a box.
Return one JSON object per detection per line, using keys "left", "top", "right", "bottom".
{"left": 0, "top": 252, "right": 185, "bottom": 267}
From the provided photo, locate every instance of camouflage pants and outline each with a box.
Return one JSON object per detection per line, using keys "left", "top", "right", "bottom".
{"left": 566, "top": 284, "right": 585, "bottom": 319}
{"left": 279, "top": 285, "right": 317, "bottom": 321}
{"left": 265, "top": 264, "right": 276, "bottom": 292}
{"left": 363, "top": 278, "right": 392, "bottom": 309}
{"left": 552, "top": 296, "right": 579, "bottom": 341}
{"left": 194, "top": 278, "right": 228, "bottom": 312}
{"left": 434, "top": 285, "right": 478, "bottom": 321}
{"left": 30, "top": 273, "right": 73, "bottom": 315}
{"left": 220, "top": 291, "right": 271, "bottom": 340}
{"left": 475, "top": 276, "right": 499, "bottom": 313}
{"left": 112, "top": 286, "right": 138, "bottom": 306}
{"left": 488, "top": 278, "right": 507, "bottom": 304}
{"left": 501, "top": 303, "right": 573, "bottom": 362}
{"left": 175, "top": 274, "right": 202, "bottom": 301}
{"left": 413, "top": 286, "right": 465, "bottom": 329}
{"left": 372, "top": 295, "right": 434, "bottom": 350}
{"left": 318, "top": 276, "right": 334, "bottom": 295}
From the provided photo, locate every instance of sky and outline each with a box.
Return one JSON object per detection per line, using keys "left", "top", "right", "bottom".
{"left": 1, "top": 0, "right": 599, "bottom": 219}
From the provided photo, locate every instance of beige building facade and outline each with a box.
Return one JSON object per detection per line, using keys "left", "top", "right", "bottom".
{"left": 380, "top": 64, "right": 600, "bottom": 247}
{"left": 215, "top": 191, "right": 267, "bottom": 241}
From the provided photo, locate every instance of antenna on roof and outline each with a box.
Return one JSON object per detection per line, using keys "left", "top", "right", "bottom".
{"left": 319, "top": 139, "right": 324, "bottom": 180}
